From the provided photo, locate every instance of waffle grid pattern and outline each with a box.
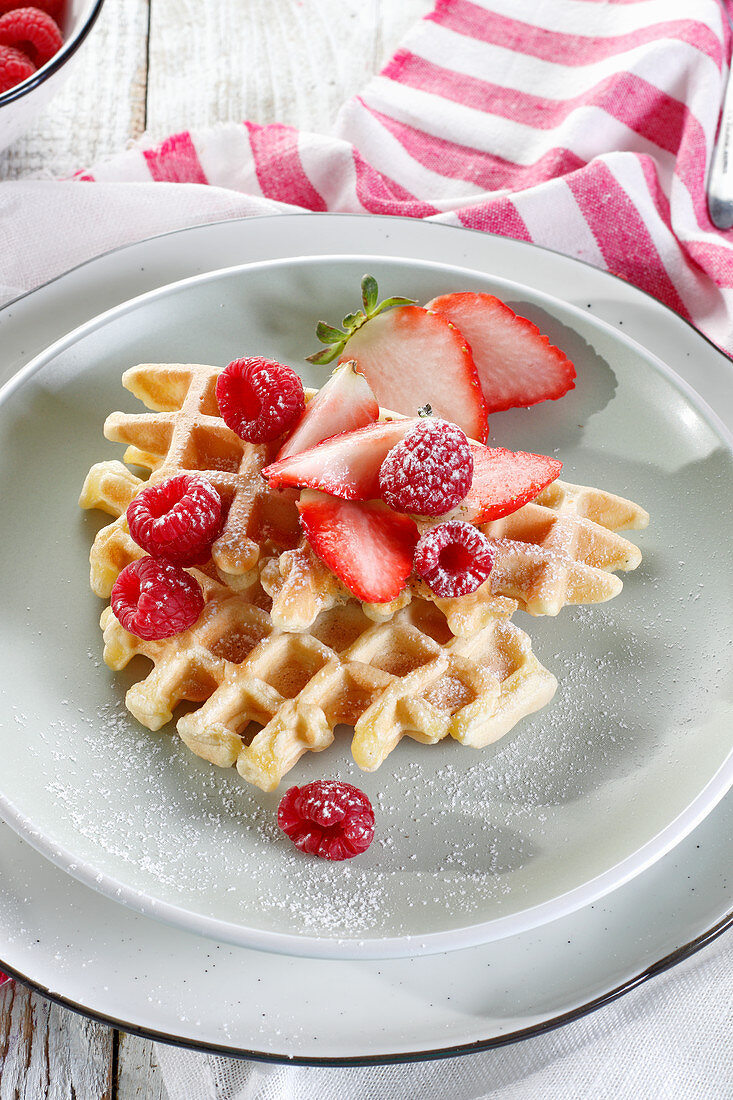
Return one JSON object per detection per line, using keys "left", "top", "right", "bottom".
{"left": 80, "top": 363, "right": 649, "bottom": 789}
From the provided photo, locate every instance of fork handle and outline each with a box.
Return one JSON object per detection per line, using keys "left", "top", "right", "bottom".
{"left": 708, "top": 62, "right": 733, "bottom": 229}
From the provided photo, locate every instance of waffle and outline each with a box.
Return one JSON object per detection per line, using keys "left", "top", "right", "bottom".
{"left": 100, "top": 576, "right": 556, "bottom": 791}
{"left": 86, "top": 363, "right": 302, "bottom": 595}
{"left": 80, "top": 361, "right": 648, "bottom": 789}
{"left": 479, "top": 478, "right": 648, "bottom": 618}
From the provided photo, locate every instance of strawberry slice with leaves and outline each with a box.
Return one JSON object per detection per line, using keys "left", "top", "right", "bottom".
{"left": 297, "top": 490, "right": 419, "bottom": 603}
{"left": 263, "top": 418, "right": 416, "bottom": 500}
{"left": 307, "top": 274, "right": 416, "bottom": 365}
{"left": 278, "top": 360, "right": 379, "bottom": 460}
{"left": 455, "top": 444, "right": 563, "bottom": 523}
{"left": 308, "top": 276, "right": 489, "bottom": 442}
{"left": 426, "top": 292, "right": 576, "bottom": 414}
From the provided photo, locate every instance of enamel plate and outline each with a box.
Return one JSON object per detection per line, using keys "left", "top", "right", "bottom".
{"left": 0, "top": 243, "right": 731, "bottom": 959}
{"left": 0, "top": 215, "right": 730, "bottom": 1059}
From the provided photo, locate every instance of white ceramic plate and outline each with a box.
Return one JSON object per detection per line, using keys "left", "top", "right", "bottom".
{"left": 0, "top": 215, "right": 730, "bottom": 1059}
{"left": 0, "top": 230, "right": 731, "bottom": 960}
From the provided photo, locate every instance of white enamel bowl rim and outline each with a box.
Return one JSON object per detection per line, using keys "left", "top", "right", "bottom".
{"left": 0, "top": 0, "right": 105, "bottom": 111}
{"left": 1, "top": 252, "right": 732, "bottom": 959}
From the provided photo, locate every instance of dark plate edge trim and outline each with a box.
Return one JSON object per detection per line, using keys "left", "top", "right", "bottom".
{"left": 0, "top": 909, "right": 730, "bottom": 1066}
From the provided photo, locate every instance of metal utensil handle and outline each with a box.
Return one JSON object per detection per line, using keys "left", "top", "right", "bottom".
{"left": 708, "top": 42, "right": 733, "bottom": 228}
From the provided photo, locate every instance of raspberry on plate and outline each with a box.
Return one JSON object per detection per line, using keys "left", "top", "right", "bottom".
{"left": 0, "top": 42, "right": 33, "bottom": 91}
{"left": 277, "top": 780, "right": 375, "bottom": 861}
{"left": 0, "top": 7, "right": 63, "bottom": 67}
{"left": 216, "top": 357, "right": 305, "bottom": 443}
{"left": 414, "top": 520, "right": 495, "bottom": 598}
{"left": 379, "top": 415, "right": 474, "bottom": 516}
{"left": 126, "top": 474, "right": 223, "bottom": 566}
{"left": 110, "top": 558, "right": 204, "bottom": 641}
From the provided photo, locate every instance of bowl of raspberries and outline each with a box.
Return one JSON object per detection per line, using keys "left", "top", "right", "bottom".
{"left": 0, "top": 0, "right": 105, "bottom": 152}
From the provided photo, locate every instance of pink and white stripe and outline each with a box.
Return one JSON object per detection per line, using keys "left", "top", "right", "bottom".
{"left": 75, "top": 0, "right": 733, "bottom": 351}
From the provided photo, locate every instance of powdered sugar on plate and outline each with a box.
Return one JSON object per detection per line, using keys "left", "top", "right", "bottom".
{"left": 26, "top": 568, "right": 714, "bottom": 942}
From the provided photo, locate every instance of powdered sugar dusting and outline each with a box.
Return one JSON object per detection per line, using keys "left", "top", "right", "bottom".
{"left": 8, "top": 533, "right": 727, "bottom": 944}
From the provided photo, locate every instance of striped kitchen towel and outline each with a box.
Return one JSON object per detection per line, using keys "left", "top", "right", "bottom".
{"left": 13, "top": 1, "right": 733, "bottom": 350}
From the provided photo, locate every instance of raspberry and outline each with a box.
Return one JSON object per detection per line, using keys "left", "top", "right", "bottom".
{"left": 0, "top": 7, "right": 62, "bottom": 67}
{"left": 0, "top": 1, "right": 64, "bottom": 17}
{"left": 216, "top": 357, "right": 305, "bottom": 444}
{"left": 414, "top": 520, "right": 494, "bottom": 598}
{"left": 277, "top": 780, "right": 375, "bottom": 861}
{"left": 111, "top": 558, "right": 204, "bottom": 641}
{"left": 126, "top": 474, "right": 223, "bottom": 566}
{"left": 0, "top": 42, "right": 33, "bottom": 91}
{"left": 379, "top": 417, "right": 473, "bottom": 516}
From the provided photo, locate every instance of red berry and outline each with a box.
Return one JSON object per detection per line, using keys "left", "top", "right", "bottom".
{"left": 0, "top": 8, "right": 62, "bottom": 67}
{"left": 414, "top": 520, "right": 494, "bottom": 598}
{"left": 126, "top": 474, "right": 222, "bottom": 566}
{"left": 0, "top": 42, "right": 33, "bottom": 91}
{"left": 277, "top": 780, "right": 375, "bottom": 861}
{"left": 0, "top": 0, "right": 64, "bottom": 17}
{"left": 216, "top": 357, "right": 305, "bottom": 443}
{"left": 379, "top": 417, "right": 473, "bottom": 516}
{"left": 111, "top": 558, "right": 204, "bottom": 641}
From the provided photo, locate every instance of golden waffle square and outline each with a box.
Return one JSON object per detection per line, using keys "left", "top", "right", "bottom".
{"left": 100, "top": 583, "right": 556, "bottom": 792}
{"left": 479, "top": 478, "right": 648, "bottom": 617}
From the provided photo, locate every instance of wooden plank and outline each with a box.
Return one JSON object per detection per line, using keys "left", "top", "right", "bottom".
{"left": 0, "top": 0, "right": 150, "bottom": 180}
{"left": 146, "top": 0, "right": 431, "bottom": 138}
{"left": 116, "top": 1032, "right": 167, "bottom": 1099}
{"left": 0, "top": 982, "right": 113, "bottom": 1099}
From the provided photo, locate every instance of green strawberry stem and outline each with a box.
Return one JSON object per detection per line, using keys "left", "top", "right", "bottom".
{"left": 306, "top": 274, "right": 416, "bottom": 365}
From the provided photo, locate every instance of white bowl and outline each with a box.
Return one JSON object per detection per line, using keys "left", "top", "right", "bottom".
{"left": 0, "top": 0, "right": 105, "bottom": 154}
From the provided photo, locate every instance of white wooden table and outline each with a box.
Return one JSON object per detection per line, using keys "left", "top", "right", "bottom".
{"left": 0, "top": 0, "right": 428, "bottom": 1094}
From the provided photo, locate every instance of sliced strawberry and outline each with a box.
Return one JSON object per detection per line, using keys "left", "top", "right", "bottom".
{"left": 297, "top": 490, "right": 419, "bottom": 603}
{"left": 338, "top": 306, "right": 489, "bottom": 442}
{"left": 425, "top": 293, "right": 576, "bottom": 414}
{"left": 277, "top": 360, "right": 379, "bottom": 460}
{"left": 456, "top": 444, "right": 563, "bottom": 523}
{"left": 263, "top": 419, "right": 416, "bottom": 500}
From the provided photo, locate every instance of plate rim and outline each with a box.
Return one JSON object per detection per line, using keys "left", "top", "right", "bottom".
{"left": 1, "top": 251, "right": 731, "bottom": 958}
{"left": 0, "top": 209, "right": 731, "bottom": 374}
